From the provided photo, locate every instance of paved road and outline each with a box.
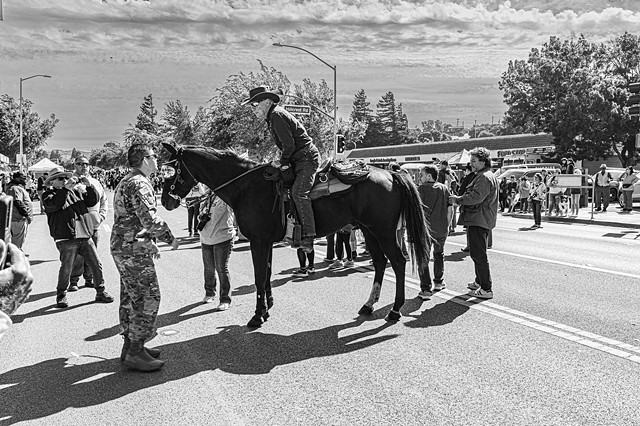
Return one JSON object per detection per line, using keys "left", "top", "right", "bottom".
{"left": 1, "top": 195, "right": 639, "bottom": 425}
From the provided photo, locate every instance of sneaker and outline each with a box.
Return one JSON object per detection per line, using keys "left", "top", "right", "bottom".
{"left": 293, "top": 268, "right": 309, "bottom": 277}
{"left": 68, "top": 284, "right": 79, "bottom": 292}
{"left": 418, "top": 290, "right": 432, "bottom": 300}
{"left": 216, "top": 302, "right": 230, "bottom": 311}
{"left": 202, "top": 296, "right": 216, "bottom": 304}
{"left": 467, "top": 281, "right": 480, "bottom": 290}
{"left": 343, "top": 260, "right": 355, "bottom": 268}
{"left": 95, "top": 291, "right": 115, "bottom": 303}
{"left": 329, "top": 260, "right": 344, "bottom": 269}
{"left": 56, "top": 296, "right": 69, "bottom": 308}
{"left": 323, "top": 258, "right": 334, "bottom": 262}
{"left": 432, "top": 281, "right": 446, "bottom": 291}
{"left": 84, "top": 281, "right": 94, "bottom": 288}
{"left": 468, "top": 288, "right": 493, "bottom": 299}
{"left": 531, "top": 224, "right": 539, "bottom": 229}
{"left": 307, "top": 266, "right": 316, "bottom": 274}
{"left": 461, "top": 247, "right": 469, "bottom": 252}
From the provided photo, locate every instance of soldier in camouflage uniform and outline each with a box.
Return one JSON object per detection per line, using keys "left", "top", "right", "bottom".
{"left": 111, "top": 143, "right": 179, "bottom": 372}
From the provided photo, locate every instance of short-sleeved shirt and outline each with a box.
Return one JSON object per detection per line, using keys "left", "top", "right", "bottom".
{"left": 417, "top": 181, "right": 451, "bottom": 239}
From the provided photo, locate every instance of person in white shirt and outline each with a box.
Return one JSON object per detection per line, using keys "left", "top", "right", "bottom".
{"left": 70, "top": 156, "right": 108, "bottom": 290}
{"left": 199, "top": 185, "right": 236, "bottom": 311}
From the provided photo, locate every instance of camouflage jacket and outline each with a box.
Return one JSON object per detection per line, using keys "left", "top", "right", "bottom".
{"left": 110, "top": 170, "right": 175, "bottom": 257}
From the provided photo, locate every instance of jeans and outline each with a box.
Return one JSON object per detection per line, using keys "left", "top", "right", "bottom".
{"left": 292, "top": 146, "right": 320, "bottom": 237}
{"left": 623, "top": 190, "right": 633, "bottom": 209}
{"left": 187, "top": 199, "right": 200, "bottom": 233}
{"left": 56, "top": 238, "right": 105, "bottom": 297}
{"left": 419, "top": 235, "right": 446, "bottom": 290}
{"left": 297, "top": 248, "right": 315, "bottom": 269}
{"left": 532, "top": 200, "right": 542, "bottom": 225}
{"left": 335, "top": 232, "right": 352, "bottom": 261}
{"left": 548, "top": 193, "right": 561, "bottom": 214}
{"left": 202, "top": 239, "right": 233, "bottom": 303}
{"left": 594, "top": 186, "right": 609, "bottom": 210}
{"left": 10, "top": 219, "right": 29, "bottom": 249}
{"left": 468, "top": 226, "right": 492, "bottom": 291}
{"left": 71, "top": 230, "right": 99, "bottom": 284}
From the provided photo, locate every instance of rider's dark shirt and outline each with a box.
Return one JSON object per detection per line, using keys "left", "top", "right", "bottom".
{"left": 267, "top": 105, "right": 313, "bottom": 167}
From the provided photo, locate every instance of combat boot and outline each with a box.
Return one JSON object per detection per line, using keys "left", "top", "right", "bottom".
{"left": 124, "top": 340, "right": 165, "bottom": 372}
{"left": 120, "top": 336, "right": 161, "bottom": 362}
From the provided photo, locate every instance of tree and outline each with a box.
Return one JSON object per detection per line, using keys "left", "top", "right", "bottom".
{"left": 350, "top": 89, "right": 372, "bottom": 123}
{"left": 135, "top": 94, "right": 158, "bottom": 134}
{"left": 89, "top": 141, "right": 127, "bottom": 169}
{"left": 0, "top": 94, "right": 58, "bottom": 163}
{"left": 161, "top": 100, "right": 193, "bottom": 145}
{"left": 49, "top": 149, "right": 62, "bottom": 163}
{"left": 499, "top": 34, "right": 637, "bottom": 164}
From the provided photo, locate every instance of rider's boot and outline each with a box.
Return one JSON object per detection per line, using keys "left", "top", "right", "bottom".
{"left": 123, "top": 340, "right": 165, "bottom": 371}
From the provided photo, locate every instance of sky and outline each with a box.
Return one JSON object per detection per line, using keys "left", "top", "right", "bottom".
{"left": 1, "top": 0, "right": 640, "bottom": 152}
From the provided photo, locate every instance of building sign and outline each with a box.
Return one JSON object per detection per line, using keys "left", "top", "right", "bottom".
{"left": 283, "top": 105, "right": 311, "bottom": 115}
{"left": 497, "top": 149, "right": 526, "bottom": 157}
{"left": 369, "top": 157, "right": 397, "bottom": 164}
{"left": 527, "top": 146, "right": 554, "bottom": 154}
{"left": 404, "top": 156, "right": 421, "bottom": 161}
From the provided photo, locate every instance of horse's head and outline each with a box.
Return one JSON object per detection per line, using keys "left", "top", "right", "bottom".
{"left": 160, "top": 142, "right": 199, "bottom": 211}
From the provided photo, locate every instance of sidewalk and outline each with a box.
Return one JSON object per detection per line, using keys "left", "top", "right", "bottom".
{"left": 503, "top": 203, "right": 640, "bottom": 229}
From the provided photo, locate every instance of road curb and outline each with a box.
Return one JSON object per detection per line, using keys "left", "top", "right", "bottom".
{"left": 503, "top": 212, "right": 640, "bottom": 229}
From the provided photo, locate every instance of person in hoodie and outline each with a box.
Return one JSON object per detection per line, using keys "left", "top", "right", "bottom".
{"left": 42, "top": 166, "right": 114, "bottom": 309}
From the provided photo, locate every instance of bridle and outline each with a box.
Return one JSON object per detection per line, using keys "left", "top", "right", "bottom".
{"left": 165, "top": 148, "right": 269, "bottom": 202}
{"left": 165, "top": 148, "right": 198, "bottom": 201}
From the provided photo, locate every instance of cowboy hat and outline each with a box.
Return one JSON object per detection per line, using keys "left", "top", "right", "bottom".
{"left": 44, "top": 166, "right": 73, "bottom": 186}
{"left": 240, "top": 86, "right": 282, "bottom": 106}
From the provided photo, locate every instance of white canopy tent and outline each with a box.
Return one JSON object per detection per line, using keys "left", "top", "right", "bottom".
{"left": 28, "top": 158, "right": 59, "bottom": 173}
{"left": 447, "top": 149, "right": 471, "bottom": 166}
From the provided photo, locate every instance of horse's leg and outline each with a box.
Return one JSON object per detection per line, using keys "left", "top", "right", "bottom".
{"left": 378, "top": 232, "right": 407, "bottom": 322}
{"left": 264, "top": 245, "right": 274, "bottom": 321}
{"left": 358, "top": 228, "right": 387, "bottom": 316}
{"left": 248, "top": 241, "right": 271, "bottom": 328}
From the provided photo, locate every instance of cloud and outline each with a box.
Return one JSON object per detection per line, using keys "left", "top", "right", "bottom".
{"left": 1, "top": 0, "right": 640, "bottom": 66}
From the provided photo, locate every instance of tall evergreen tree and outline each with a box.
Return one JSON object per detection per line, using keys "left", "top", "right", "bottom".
{"left": 350, "top": 89, "right": 372, "bottom": 122}
{"left": 377, "top": 92, "right": 399, "bottom": 145}
{"left": 135, "top": 94, "right": 158, "bottom": 134}
{"left": 162, "top": 100, "right": 194, "bottom": 145}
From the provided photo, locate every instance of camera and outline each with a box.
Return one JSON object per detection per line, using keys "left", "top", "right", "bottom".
{"left": 197, "top": 213, "right": 211, "bottom": 232}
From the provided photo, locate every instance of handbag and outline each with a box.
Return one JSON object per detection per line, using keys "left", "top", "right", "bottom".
{"left": 622, "top": 183, "right": 632, "bottom": 189}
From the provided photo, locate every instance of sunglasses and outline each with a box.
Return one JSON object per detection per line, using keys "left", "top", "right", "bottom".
{"left": 145, "top": 154, "right": 157, "bottom": 159}
{"left": 55, "top": 176, "right": 68, "bottom": 181}
{"left": 75, "top": 163, "right": 89, "bottom": 166}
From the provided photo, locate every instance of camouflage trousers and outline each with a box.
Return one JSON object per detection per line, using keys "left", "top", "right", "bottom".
{"left": 112, "top": 254, "right": 161, "bottom": 342}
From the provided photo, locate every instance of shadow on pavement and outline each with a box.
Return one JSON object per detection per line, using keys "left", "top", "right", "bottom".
{"left": 27, "top": 259, "right": 57, "bottom": 266}
{"left": 10, "top": 300, "right": 98, "bottom": 325}
{"left": 444, "top": 251, "right": 468, "bottom": 262}
{"left": 403, "top": 296, "right": 471, "bottom": 328}
{"left": 0, "top": 319, "right": 398, "bottom": 425}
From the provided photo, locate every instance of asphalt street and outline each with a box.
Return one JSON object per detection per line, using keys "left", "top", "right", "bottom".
{"left": 1, "top": 194, "right": 639, "bottom": 426}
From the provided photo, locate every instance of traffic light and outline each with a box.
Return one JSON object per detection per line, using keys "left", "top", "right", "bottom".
{"left": 627, "top": 82, "right": 640, "bottom": 117}
{"left": 336, "top": 134, "right": 346, "bottom": 154}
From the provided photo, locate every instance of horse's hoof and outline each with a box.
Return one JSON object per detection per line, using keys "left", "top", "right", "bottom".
{"left": 358, "top": 305, "right": 373, "bottom": 315}
{"left": 247, "top": 315, "right": 264, "bottom": 328}
{"left": 385, "top": 310, "right": 402, "bottom": 322}
{"left": 267, "top": 297, "right": 274, "bottom": 309}
{"left": 262, "top": 311, "right": 270, "bottom": 322}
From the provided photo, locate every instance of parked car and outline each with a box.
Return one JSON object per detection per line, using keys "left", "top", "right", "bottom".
{"left": 494, "top": 162, "right": 561, "bottom": 178}
{"left": 618, "top": 171, "right": 640, "bottom": 207}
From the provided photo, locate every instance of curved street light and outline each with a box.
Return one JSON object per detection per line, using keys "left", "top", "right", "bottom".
{"left": 272, "top": 43, "right": 337, "bottom": 154}
{"left": 20, "top": 74, "right": 52, "bottom": 171}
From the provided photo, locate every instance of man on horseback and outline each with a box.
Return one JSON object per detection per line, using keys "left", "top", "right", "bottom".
{"left": 242, "top": 86, "right": 320, "bottom": 253}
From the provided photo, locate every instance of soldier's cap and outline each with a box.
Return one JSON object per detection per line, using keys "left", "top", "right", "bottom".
{"left": 44, "top": 166, "right": 73, "bottom": 186}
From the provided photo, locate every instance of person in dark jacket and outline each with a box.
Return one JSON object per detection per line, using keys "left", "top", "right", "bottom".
{"left": 450, "top": 148, "right": 498, "bottom": 299}
{"left": 6, "top": 172, "right": 33, "bottom": 250}
{"left": 42, "top": 166, "right": 114, "bottom": 308}
{"left": 242, "top": 86, "right": 320, "bottom": 253}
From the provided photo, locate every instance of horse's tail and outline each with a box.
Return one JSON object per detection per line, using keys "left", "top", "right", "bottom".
{"left": 393, "top": 172, "right": 431, "bottom": 272}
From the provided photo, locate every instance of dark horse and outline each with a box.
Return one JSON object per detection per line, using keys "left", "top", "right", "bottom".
{"left": 160, "top": 143, "right": 431, "bottom": 328}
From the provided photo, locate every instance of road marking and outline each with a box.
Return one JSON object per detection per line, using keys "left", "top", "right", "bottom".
{"left": 446, "top": 241, "right": 640, "bottom": 280}
{"left": 308, "top": 246, "right": 640, "bottom": 365}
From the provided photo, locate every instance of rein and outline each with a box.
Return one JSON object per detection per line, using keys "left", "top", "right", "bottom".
{"left": 166, "top": 148, "right": 269, "bottom": 202}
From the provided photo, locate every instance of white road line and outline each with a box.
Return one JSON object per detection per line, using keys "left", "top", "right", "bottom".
{"left": 447, "top": 241, "right": 640, "bottom": 280}
{"left": 307, "top": 246, "right": 640, "bottom": 365}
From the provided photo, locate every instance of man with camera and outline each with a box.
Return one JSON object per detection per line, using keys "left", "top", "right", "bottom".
{"left": 69, "top": 156, "right": 108, "bottom": 291}
{"left": 42, "top": 166, "right": 114, "bottom": 309}
{"left": 6, "top": 171, "right": 33, "bottom": 250}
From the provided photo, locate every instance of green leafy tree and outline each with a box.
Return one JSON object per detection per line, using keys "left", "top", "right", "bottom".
{"left": 161, "top": 100, "right": 194, "bottom": 145}
{"left": 0, "top": 94, "right": 58, "bottom": 163}
{"left": 89, "top": 141, "right": 127, "bottom": 169}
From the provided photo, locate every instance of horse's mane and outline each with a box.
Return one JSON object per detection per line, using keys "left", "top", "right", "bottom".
{"left": 186, "top": 145, "right": 260, "bottom": 169}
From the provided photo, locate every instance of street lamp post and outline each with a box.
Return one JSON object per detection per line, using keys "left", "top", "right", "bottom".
{"left": 19, "top": 74, "right": 51, "bottom": 171}
{"left": 272, "top": 43, "right": 337, "bottom": 154}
